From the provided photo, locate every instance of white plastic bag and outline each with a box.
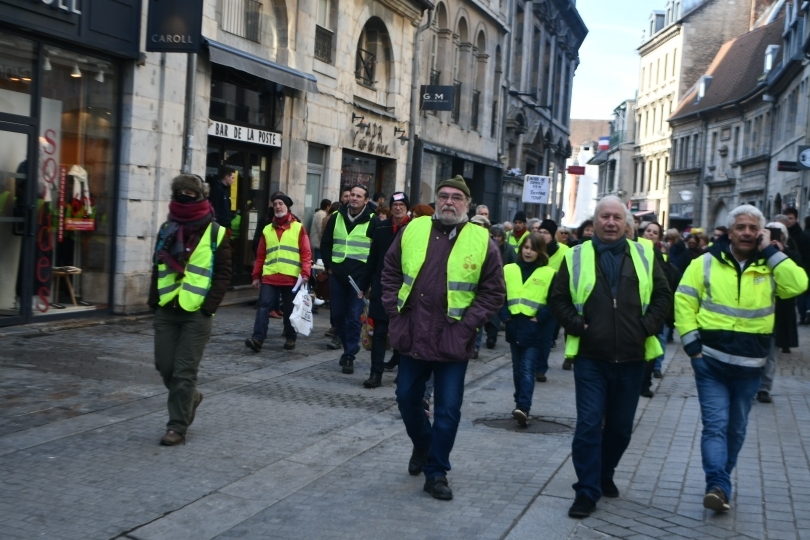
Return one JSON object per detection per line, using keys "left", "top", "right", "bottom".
{"left": 290, "top": 288, "right": 313, "bottom": 336}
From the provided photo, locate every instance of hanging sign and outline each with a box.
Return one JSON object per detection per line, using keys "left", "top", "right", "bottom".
{"left": 208, "top": 120, "right": 282, "bottom": 147}
{"left": 420, "top": 85, "right": 454, "bottom": 111}
{"left": 146, "top": 0, "right": 204, "bottom": 53}
{"left": 522, "top": 175, "right": 550, "bottom": 204}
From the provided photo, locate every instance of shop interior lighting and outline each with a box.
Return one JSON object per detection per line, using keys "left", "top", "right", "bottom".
{"left": 8, "top": 69, "right": 20, "bottom": 82}
{"left": 21, "top": 70, "right": 32, "bottom": 82}
{"left": 43, "top": 55, "right": 52, "bottom": 71}
{"left": 351, "top": 112, "right": 368, "bottom": 128}
{"left": 95, "top": 66, "right": 105, "bottom": 83}
{"left": 71, "top": 63, "right": 82, "bottom": 78}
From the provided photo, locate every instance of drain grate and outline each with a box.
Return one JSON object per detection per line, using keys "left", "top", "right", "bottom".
{"left": 474, "top": 416, "right": 574, "bottom": 434}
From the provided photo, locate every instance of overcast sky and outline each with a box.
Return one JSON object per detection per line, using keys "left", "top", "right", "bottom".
{"left": 570, "top": 0, "right": 659, "bottom": 119}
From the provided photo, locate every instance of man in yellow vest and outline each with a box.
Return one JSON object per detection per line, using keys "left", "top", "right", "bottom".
{"left": 507, "top": 211, "right": 529, "bottom": 253}
{"left": 381, "top": 175, "right": 505, "bottom": 501}
{"left": 550, "top": 195, "right": 671, "bottom": 518}
{"left": 245, "top": 193, "right": 312, "bottom": 352}
{"left": 675, "top": 205, "right": 807, "bottom": 512}
{"left": 149, "top": 174, "right": 232, "bottom": 446}
{"left": 320, "top": 184, "right": 377, "bottom": 374}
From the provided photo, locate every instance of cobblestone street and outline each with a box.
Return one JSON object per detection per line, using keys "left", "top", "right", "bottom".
{"left": 1, "top": 305, "right": 809, "bottom": 539}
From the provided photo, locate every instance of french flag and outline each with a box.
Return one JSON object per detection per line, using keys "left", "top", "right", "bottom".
{"left": 598, "top": 136, "right": 610, "bottom": 151}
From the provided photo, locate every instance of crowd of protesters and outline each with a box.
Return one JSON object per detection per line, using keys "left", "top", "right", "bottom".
{"left": 150, "top": 172, "right": 808, "bottom": 516}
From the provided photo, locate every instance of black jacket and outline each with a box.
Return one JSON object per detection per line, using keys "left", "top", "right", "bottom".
{"left": 788, "top": 223, "right": 810, "bottom": 276}
{"left": 320, "top": 203, "right": 377, "bottom": 290}
{"left": 208, "top": 179, "right": 233, "bottom": 227}
{"left": 365, "top": 217, "right": 407, "bottom": 321}
{"left": 550, "top": 239, "right": 672, "bottom": 363}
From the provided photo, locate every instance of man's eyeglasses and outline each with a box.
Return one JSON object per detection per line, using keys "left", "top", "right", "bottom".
{"left": 437, "top": 193, "right": 466, "bottom": 203}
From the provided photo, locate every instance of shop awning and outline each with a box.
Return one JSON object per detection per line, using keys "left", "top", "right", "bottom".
{"left": 205, "top": 39, "right": 319, "bottom": 94}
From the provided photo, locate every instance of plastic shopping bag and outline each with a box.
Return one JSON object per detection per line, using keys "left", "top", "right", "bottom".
{"left": 290, "top": 288, "right": 313, "bottom": 336}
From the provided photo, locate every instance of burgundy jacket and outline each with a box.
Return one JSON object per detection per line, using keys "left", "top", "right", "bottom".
{"left": 381, "top": 218, "right": 505, "bottom": 362}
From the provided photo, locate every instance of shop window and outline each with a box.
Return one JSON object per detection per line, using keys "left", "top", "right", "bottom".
{"left": 0, "top": 34, "right": 36, "bottom": 116}
{"left": 36, "top": 46, "right": 118, "bottom": 314}
{"left": 209, "top": 65, "right": 282, "bottom": 130}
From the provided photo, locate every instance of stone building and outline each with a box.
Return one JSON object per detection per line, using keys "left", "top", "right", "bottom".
{"left": 633, "top": 0, "right": 766, "bottom": 226}
{"left": 594, "top": 100, "right": 636, "bottom": 206}
{"left": 667, "top": 15, "right": 783, "bottom": 230}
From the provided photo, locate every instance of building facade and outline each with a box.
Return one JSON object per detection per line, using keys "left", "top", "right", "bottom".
{"left": 595, "top": 100, "right": 636, "bottom": 206}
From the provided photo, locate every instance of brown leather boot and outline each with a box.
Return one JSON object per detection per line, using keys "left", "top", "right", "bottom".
{"left": 160, "top": 430, "right": 185, "bottom": 446}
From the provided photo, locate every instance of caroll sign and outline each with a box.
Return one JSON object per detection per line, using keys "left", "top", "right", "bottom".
{"left": 146, "top": 0, "right": 204, "bottom": 53}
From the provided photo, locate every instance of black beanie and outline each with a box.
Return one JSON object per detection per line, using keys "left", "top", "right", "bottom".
{"left": 513, "top": 211, "right": 527, "bottom": 223}
{"left": 539, "top": 219, "right": 558, "bottom": 237}
{"left": 271, "top": 192, "right": 294, "bottom": 209}
{"left": 389, "top": 191, "right": 410, "bottom": 209}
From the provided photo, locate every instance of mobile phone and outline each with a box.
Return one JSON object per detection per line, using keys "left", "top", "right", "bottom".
{"left": 765, "top": 227, "right": 782, "bottom": 243}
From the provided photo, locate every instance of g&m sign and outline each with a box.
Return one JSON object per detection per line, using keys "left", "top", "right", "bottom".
{"left": 208, "top": 120, "right": 281, "bottom": 147}
{"left": 420, "top": 85, "right": 454, "bottom": 111}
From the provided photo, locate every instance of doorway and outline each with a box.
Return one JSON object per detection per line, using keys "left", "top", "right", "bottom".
{"left": 206, "top": 141, "right": 272, "bottom": 285}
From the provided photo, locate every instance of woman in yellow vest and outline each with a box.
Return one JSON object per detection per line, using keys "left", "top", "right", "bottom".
{"left": 149, "top": 174, "right": 232, "bottom": 446}
{"left": 499, "top": 233, "right": 556, "bottom": 427}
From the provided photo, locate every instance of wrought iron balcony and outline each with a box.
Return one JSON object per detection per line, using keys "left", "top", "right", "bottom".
{"left": 315, "top": 25, "right": 333, "bottom": 64}
{"left": 355, "top": 48, "right": 376, "bottom": 87}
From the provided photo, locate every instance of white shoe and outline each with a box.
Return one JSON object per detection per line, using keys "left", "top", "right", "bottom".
{"left": 313, "top": 297, "right": 325, "bottom": 306}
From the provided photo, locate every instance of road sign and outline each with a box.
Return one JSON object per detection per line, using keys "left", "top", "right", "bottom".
{"left": 567, "top": 165, "right": 586, "bottom": 175}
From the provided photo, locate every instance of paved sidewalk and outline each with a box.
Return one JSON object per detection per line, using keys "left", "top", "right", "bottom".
{"left": 0, "top": 305, "right": 808, "bottom": 539}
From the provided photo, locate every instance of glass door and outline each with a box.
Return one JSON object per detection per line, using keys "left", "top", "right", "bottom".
{"left": 0, "top": 123, "right": 35, "bottom": 325}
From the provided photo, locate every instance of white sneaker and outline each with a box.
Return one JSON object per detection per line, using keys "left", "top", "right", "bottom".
{"left": 313, "top": 297, "right": 325, "bottom": 306}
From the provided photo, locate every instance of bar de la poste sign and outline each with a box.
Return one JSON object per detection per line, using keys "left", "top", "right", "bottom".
{"left": 522, "top": 175, "right": 550, "bottom": 204}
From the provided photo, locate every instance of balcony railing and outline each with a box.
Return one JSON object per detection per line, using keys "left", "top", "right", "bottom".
{"left": 315, "top": 25, "right": 333, "bottom": 64}
{"left": 221, "top": 0, "right": 263, "bottom": 43}
{"left": 471, "top": 90, "right": 480, "bottom": 131}
{"left": 451, "top": 80, "right": 462, "bottom": 123}
{"left": 430, "top": 69, "right": 441, "bottom": 86}
{"left": 609, "top": 130, "right": 627, "bottom": 148}
{"left": 355, "top": 48, "right": 376, "bottom": 87}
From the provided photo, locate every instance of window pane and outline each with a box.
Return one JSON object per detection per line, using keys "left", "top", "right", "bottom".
{"left": 0, "top": 32, "right": 36, "bottom": 116}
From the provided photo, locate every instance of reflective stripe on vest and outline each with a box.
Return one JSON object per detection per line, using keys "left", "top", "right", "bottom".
{"left": 263, "top": 221, "right": 302, "bottom": 278}
{"left": 504, "top": 263, "right": 555, "bottom": 317}
{"left": 563, "top": 240, "right": 663, "bottom": 361}
{"left": 332, "top": 212, "right": 373, "bottom": 263}
{"left": 397, "top": 216, "right": 489, "bottom": 320}
{"left": 157, "top": 222, "right": 226, "bottom": 311}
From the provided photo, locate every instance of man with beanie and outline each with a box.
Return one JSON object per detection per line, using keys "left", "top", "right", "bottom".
{"left": 363, "top": 191, "right": 410, "bottom": 388}
{"left": 321, "top": 184, "right": 377, "bottom": 374}
{"left": 149, "top": 174, "right": 232, "bottom": 446}
{"left": 245, "top": 193, "right": 312, "bottom": 352}
{"left": 382, "top": 175, "right": 505, "bottom": 500}
{"left": 208, "top": 167, "right": 235, "bottom": 228}
{"left": 537, "top": 219, "right": 569, "bottom": 272}
{"left": 508, "top": 211, "right": 529, "bottom": 253}
{"left": 550, "top": 196, "right": 671, "bottom": 517}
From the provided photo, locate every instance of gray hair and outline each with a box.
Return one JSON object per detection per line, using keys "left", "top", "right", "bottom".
{"left": 476, "top": 205, "right": 489, "bottom": 214}
{"left": 527, "top": 218, "right": 541, "bottom": 230}
{"left": 594, "top": 195, "right": 628, "bottom": 221}
{"left": 727, "top": 204, "right": 765, "bottom": 229}
{"left": 774, "top": 214, "right": 789, "bottom": 226}
{"left": 490, "top": 224, "right": 506, "bottom": 238}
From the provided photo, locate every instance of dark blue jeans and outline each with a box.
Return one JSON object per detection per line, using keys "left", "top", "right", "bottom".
{"left": 396, "top": 356, "right": 468, "bottom": 479}
{"left": 692, "top": 355, "right": 761, "bottom": 498}
{"left": 535, "top": 321, "right": 555, "bottom": 375}
{"left": 510, "top": 343, "right": 541, "bottom": 413}
{"left": 252, "top": 284, "right": 296, "bottom": 342}
{"left": 329, "top": 274, "right": 364, "bottom": 359}
{"left": 571, "top": 357, "right": 645, "bottom": 502}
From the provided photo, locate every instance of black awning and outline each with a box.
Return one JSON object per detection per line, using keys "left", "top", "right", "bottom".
{"left": 205, "top": 39, "right": 318, "bottom": 94}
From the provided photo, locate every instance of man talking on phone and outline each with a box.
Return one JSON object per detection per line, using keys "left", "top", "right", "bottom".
{"left": 675, "top": 205, "right": 806, "bottom": 513}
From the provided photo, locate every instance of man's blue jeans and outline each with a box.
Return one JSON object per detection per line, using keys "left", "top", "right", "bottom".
{"left": 252, "top": 284, "right": 296, "bottom": 342}
{"left": 510, "top": 344, "right": 541, "bottom": 413}
{"left": 654, "top": 326, "right": 666, "bottom": 372}
{"left": 329, "top": 274, "right": 364, "bottom": 359}
{"left": 571, "top": 357, "right": 645, "bottom": 502}
{"left": 396, "top": 356, "right": 468, "bottom": 479}
{"left": 692, "top": 355, "right": 761, "bottom": 498}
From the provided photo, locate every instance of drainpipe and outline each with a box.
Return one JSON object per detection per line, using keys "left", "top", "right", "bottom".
{"left": 181, "top": 52, "right": 198, "bottom": 174}
{"left": 407, "top": 8, "right": 434, "bottom": 204}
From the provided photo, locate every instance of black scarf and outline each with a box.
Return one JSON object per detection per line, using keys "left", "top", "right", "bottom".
{"left": 592, "top": 234, "right": 626, "bottom": 296}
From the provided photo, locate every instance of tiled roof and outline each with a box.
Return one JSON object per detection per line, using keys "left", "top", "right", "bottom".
{"left": 670, "top": 18, "right": 783, "bottom": 121}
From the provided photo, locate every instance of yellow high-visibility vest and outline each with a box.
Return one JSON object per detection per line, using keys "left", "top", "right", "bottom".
{"left": 263, "top": 221, "right": 302, "bottom": 278}
{"left": 398, "top": 217, "right": 489, "bottom": 320}
{"left": 563, "top": 239, "right": 663, "bottom": 361}
{"left": 504, "top": 263, "right": 555, "bottom": 316}
{"left": 508, "top": 229, "right": 530, "bottom": 254}
{"left": 548, "top": 243, "right": 569, "bottom": 272}
{"left": 332, "top": 212, "right": 373, "bottom": 263}
{"left": 157, "top": 222, "right": 225, "bottom": 312}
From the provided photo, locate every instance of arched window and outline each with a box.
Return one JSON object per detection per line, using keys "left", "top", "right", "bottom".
{"left": 452, "top": 17, "right": 469, "bottom": 123}
{"left": 355, "top": 18, "right": 393, "bottom": 90}
{"left": 315, "top": 0, "right": 338, "bottom": 63}
{"left": 492, "top": 45, "right": 502, "bottom": 138}
{"left": 472, "top": 29, "right": 487, "bottom": 132}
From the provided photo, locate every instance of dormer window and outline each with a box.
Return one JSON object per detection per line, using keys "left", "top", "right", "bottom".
{"left": 764, "top": 44, "right": 780, "bottom": 73}
{"left": 696, "top": 75, "right": 712, "bottom": 103}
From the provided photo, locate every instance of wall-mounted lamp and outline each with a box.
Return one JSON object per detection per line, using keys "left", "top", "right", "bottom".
{"left": 95, "top": 66, "right": 105, "bottom": 84}
{"left": 394, "top": 127, "right": 409, "bottom": 141}
{"left": 71, "top": 63, "right": 82, "bottom": 78}
{"left": 43, "top": 55, "right": 52, "bottom": 71}
{"left": 352, "top": 112, "right": 368, "bottom": 128}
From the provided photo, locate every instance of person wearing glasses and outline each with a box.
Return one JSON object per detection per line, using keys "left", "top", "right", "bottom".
{"left": 382, "top": 175, "right": 505, "bottom": 501}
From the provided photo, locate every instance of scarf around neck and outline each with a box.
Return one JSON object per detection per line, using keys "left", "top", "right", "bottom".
{"left": 592, "top": 234, "right": 626, "bottom": 296}
{"left": 156, "top": 200, "right": 214, "bottom": 276}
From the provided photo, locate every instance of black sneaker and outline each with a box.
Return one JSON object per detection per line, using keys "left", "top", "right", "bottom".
{"left": 327, "top": 335, "right": 342, "bottom": 350}
{"left": 383, "top": 355, "right": 400, "bottom": 371}
{"left": 283, "top": 339, "right": 296, "bottom": 350}
{"left": 601, "top": 478, "right": 619, "bottom": 498}
{"left": 423, "top": 476, "right": 453, "bottom": 500}
{"left": 756, "top": 390, "right": 772, "bottom": 403}
{"left": 535, "top": 373, "right": 547, "bottom": 382}
{"left": 408, "top": 447, "right": 429, "bottom": 475}
{"left": 641, "top": 389, "right": 654, "bottom": 398}
{"left": 703, "top": 487, "right": 730, "bottom": 512}
{"left": 342, "top": 359, "right": 354, "bottom": 374}
{"left": 324, "top": 327, "right": 336, "bottom": 338}
{"left": 562, "top": 359, "right": 573, "bottom": 370}
{"left": 245, "top": 338, "right": 262, "bottom": 352}
{"left": 486, "top": 339, "right": 496, "bottom": 349}
{"left": 568, "top": 494, "right": 596, "bottom": 518}
{"left": 363, "top": 373, "right": 382, "bottom": 388}
{"left": 512, "top": 408, "right": 528, "bottom": 427}
{"left": 653, "top": 369, "right": 662, "bottom": 378}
